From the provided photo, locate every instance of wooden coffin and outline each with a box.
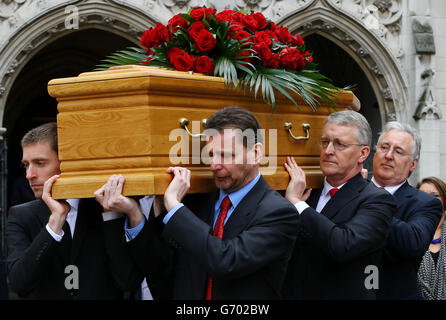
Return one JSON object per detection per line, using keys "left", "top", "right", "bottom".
{"left": 47, "top": 65, "right": 359, "bottom": 199}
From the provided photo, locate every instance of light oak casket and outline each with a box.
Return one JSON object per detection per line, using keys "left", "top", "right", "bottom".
{"left": 47, "top": 65, "right": 359, "bottom": 199}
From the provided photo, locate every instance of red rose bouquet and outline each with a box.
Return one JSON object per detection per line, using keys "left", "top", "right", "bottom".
{"left": 98, "top": 7, "right": 340, "bottom": 111}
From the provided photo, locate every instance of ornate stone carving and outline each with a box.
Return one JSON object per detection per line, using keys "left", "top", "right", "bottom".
{"left": 5, "top": 59, "right": 18, "bottom": 75}
{"left": 326, "top": 0, "right": 403, "bottom": 64}
{"left": 412, "top": 19, "right": 435, "bottom": 55}
{"left": 381, "top": 87, "right": 392, "bottom": 100}
{"left": 0, "top": 0, "right": 26, "bottom": 20}
{"left": 413, "top": 69, "right": 441, "bottom": 120}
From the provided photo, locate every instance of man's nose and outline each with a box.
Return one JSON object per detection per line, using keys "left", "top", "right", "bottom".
{"left": 324, "top": 141, "right": 335, "bottom": 154}
{"left": 26, "top": 165, "right": 37, "bottom": 180}
{"left": 210, "top": 157, "right": 222, "bottom": 171}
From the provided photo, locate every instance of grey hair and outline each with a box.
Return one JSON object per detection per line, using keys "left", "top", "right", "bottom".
{"left": 377, "top": 121, "right": 421, "bottom": 160}
{"left": 324, "top": 110, "right": 372, "bottom": 146}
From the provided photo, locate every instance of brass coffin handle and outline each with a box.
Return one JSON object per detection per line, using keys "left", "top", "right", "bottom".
{"left": 284, "top": 122, "right": 311, "bottom": 141}
{"left": 179, "top": 118, "right": 207, "bottom": 138}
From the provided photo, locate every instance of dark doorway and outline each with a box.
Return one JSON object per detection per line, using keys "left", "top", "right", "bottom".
{"left": 304, "top": 33, "right": 381, "bottom": 175}
{"left": 3, "top": 28, "right": 136, "bottom": 208}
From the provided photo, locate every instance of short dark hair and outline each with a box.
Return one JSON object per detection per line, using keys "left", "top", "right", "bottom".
{"left": 21, "top": 122, "right": 58, "bottom": 154}
{"left": 204, "top": 106, "right": 263, "bottom": 148}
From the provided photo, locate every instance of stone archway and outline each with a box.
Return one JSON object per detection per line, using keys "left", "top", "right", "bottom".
{"left": 0, "top": 2, "right": 158, "bottom": 207}
{"left": 0, "top": 1, "right": 158, "bottom": 126}
{"left": 278, "top": 0, "right": 409, "bottom": 126}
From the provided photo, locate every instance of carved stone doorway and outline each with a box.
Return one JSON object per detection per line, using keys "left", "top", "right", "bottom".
{"left": 305, "top": 33, "right": 381, "bottom": 175}
{"left": 3, "top": 28, "right": 134, "bottom": 208}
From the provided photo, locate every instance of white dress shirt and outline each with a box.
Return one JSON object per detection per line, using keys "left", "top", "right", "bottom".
{"left": 46, "top": 199, "right": 124, "bottom": 241}
{"left": 371, "top": 176, "right": 406, "bottom": 195}
{"left": 294, "top": 178, "right": 346, "bottom": 214}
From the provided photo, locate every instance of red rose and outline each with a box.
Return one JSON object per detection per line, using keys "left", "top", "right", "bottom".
{"left": 188, "top": 21, "right": 207, "bottom": 42}
{"left": 140, "top": 23, "right": 170, "bottom": 49}
{"left": 204, "top": 8, "right": 217, "bottom": 20}
{"left": 275, "top": 26, "right": 292, "bottom": 44}
{"left": 253, "top": 43, "right": 273, "bottom": 66}
{"left": 270, "top": 21, "right": 278, "bottom": 32}
{"left": 267, "top": 53, "right": 280, "bottom": 69}
{"left": 305, "top": 50, "right": 313, "bottom": 63}
{"left": 241, "top": 14, "right": 258, "bottom": 33}
{"left": 252, "top": 12, "right": 268, "bottom": 30}
{"left": 215, "top": 10, "right": 236, "bottom": 23}
{"left": 194, "top": 55, "right": 215, "bottom": 74}
{"left": 279, "top": 46, "right": 298, "bottom": 70}
{"left": 296, "top": 51, "right": 306, "bottom": 70}
{"left": 232, "top": 29, "right": 253, "bottom": 46}
{"left": 230, "top": 12, "right": 244, "bottom": 27}
{"left": 189, "top": 7, "right": 216, "bottom": 21}
{"left": 228, "top": 24, "right": 244, "bottom": 37}
{"left": 254, "top": 31, "right": 273, "bottom": 46}
{"left": 168, "top": 14, "right": 188, "bottom": 34}
{"left": 291, "top": 34, "right": 304, "bottom": 47}
{"left": 195, "top": 29, "right": 217, "bottom": 52}
{"left": 190, "top": 7, "right": 205, "bottom": 21}
{"left": 168, "top": 47, "right": 195, "bottom": 71}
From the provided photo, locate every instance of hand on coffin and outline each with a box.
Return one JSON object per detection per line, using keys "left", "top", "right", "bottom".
{"left": 94, "top": 174, "right": 143, "bottom": 228}
{"left": 284, "top": 156, "right": 312, "bottom": 204}
{"left": 164, "top": 167, "right": 191, "bottom": 212}
{"left": 43, "top": 174, "right": 71, "bottom": 235}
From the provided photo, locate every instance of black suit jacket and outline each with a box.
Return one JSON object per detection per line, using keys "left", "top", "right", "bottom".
{"left": 6, "top": 198, "right": 142, "bottom": 299}
{"left": 128, "top": 176, "right": 299, "bottom": 299}
{"left": 282, "top": 173, "right": 397, "bottom": 300}
{"left": 378, "top": 181, "right": 443, "bottom": 300}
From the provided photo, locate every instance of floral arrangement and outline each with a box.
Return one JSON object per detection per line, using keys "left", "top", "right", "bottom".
{"left": 97, "top": 7, "right": 341, "bottom": 111}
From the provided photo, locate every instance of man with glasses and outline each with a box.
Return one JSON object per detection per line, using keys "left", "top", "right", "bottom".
{"left": 282, "top": 110, "right": 397, "bottom": 299}
{"left": 371, "top": 122, "right": 442, "bottom": 299}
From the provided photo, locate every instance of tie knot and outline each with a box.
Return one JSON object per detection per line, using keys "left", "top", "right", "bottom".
{"left": 221, "top": 196, "right": 231, "bottom": 211}
{"left": 329, "top": 188, "right": 339, "bottom": 197}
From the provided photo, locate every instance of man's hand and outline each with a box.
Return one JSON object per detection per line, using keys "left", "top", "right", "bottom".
{"left": 284, "top": 156, "right": 311, "bottom": 204}
{"left": 42, "top": 175, "right": 71, "bottom": 236}
{"left": 361, "top": 168, "right": 369, "bottom": 179}
{"left": 164, "top": 167, "right": 190, "bottom": 212}
{"left": 94, "top": 174, "right": 143, "bottom": 228}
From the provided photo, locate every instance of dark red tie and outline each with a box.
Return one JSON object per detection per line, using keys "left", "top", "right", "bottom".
{"left": 329, "top": 188, "right": 339, "bottom": 197}
{"left": 205, "top": 196, "right": 231, "bottom": 300}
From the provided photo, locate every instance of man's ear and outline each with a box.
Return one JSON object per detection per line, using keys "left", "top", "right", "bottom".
{"left": 409, "top": 157, "right": 418, "bottom": 174}
{"left": 248, "top": 142, "right": 264, "bottom": 166}
{"left": 358, "top": 146, "right": 370, "bottom": 165}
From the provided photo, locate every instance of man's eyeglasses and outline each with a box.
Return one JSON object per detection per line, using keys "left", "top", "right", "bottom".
{"left": 319, "top": 138, "right": 366, "bottom": 151}
{"left": 376, "top": 143, "right": 411, "bottom": 158}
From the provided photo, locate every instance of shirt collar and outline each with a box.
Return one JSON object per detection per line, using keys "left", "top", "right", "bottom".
{"left": 371, "top": 176, "right": 406, "bottom": 195}
{"left": 217, "top": 173, "right": 261, "bottom": 209}
{"left": 321, "top": 177, "right": 346, "bottom": 197}
{"left": 66, "top": 198, "right": 80, "bottom": 211}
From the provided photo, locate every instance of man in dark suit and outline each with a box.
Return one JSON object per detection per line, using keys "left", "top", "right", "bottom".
{"left": 6, "top": 122, "right": 142, "bottom": 299}
{"left": 94, "top": 106, "right": 299, "bottom": 299}
{"left": 371, "top": 121, "right": 442, "bottom": 300}
{"left": 282, "top": 110, "right": 397, "bottom": 299}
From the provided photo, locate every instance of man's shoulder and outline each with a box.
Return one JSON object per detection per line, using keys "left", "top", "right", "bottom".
{"left": 8, "top": 199, "right": 47, "bottom": 224}
{"left": 9, "top": 199, "right": 44, "bottom": 214}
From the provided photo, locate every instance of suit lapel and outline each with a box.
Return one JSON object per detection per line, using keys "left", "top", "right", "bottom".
{"left": 307, "top": 188, "right": 322, "bottom": 209}
{"left": 222, "top": 177, "right": 267, "bottom": 239}
{"left": 321, "top": 173, "right": 366, "bottom": 220}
